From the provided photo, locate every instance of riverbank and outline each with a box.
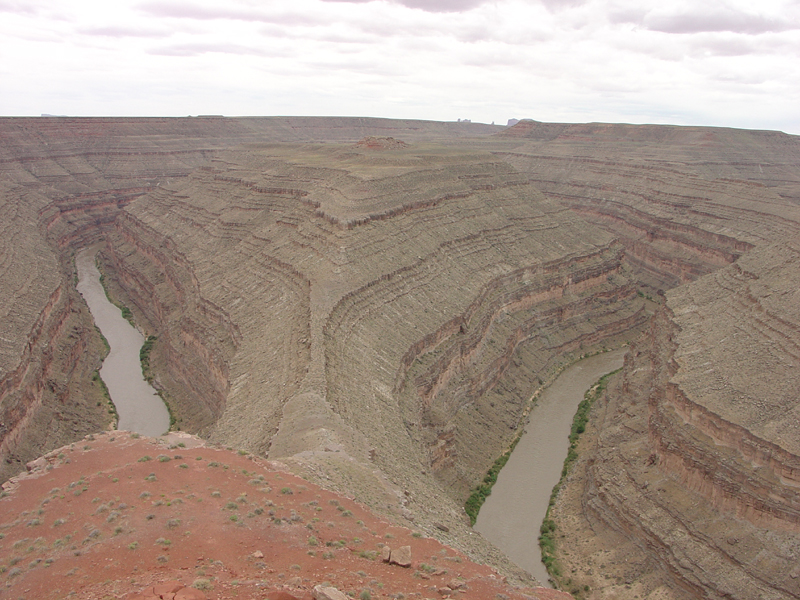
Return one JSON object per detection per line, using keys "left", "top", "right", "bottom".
{"left": 539, "top": 366, "right": 621, "bottom": 596}
{"left": 75, "top": 248, "right": 170, "bottom": 437}
{"left": 473, "top": 349, "right": 627, "bottom": 586}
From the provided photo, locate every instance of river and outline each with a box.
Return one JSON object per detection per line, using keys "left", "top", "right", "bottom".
{"left": 474, "top": 348, "right": 627, "bottom": 586}
{"left": 75, "top": 248, "right": 170, "bottom": 437}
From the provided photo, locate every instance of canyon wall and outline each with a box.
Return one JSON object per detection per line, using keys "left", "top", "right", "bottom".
{"left": 0, "top": 116, "right": 503, "bottom": 477}
{"left": 2, "top": 117, "right": 800, "bottom": 595}
{"left": 97, "top": 143, "right": 651, "bottom": 553}
{"left": 505, "top": 122, "right": 800, "bottom": 599}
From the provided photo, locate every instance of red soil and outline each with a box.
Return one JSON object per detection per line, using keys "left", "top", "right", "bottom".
{"left": 0, "top": 431, "right": 569, "bottom": 600}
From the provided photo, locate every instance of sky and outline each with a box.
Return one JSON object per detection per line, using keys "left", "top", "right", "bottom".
{"left": 1, "top": 0, "right": 799, "bottom": 133}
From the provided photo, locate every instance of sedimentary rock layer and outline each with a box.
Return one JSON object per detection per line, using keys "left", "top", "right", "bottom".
{"left": 550, "top": 240, "right": 800, "bottom": 600}
{"left": 0, "top": 117, "right": 503, "bottom": 480}
{"left": 3, "top": 117, "right": 800, "bottom": 596}
{"left": 499, "top": 120, "right": 800, "bottom": 599}
{"left": 497, "top": 121, "right": 800, "bottom": 290}
{"left": 100, "top": 144, "right": 649, "bottom": 533}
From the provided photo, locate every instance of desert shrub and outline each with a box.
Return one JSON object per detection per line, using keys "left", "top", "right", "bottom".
{"left": 193, "top": 578, "right": 213, "bottom": 591}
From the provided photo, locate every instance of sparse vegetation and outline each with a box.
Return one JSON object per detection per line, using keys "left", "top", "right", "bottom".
{"left": 192, "top": 578, "right": 213, "bottom": 591}
{"left": 539, "top": 368, "right": 621, "bottom": 589}
{"left": 464, "top": 428, "right": 523, "bottom": 526}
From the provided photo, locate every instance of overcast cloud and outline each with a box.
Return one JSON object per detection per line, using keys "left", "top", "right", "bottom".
{"left": 0, "top": 0, "right": 798, "bottom": 132}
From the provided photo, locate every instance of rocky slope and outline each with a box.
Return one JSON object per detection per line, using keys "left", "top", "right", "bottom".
{"left": 0, "top": 430, "right": 570, "bottom": 600}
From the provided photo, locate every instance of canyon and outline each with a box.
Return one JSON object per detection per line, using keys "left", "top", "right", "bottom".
{"left": 0, "top": 116, "right": 799, "bottom": 599}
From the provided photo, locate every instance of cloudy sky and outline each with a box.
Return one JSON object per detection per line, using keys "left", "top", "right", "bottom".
{"left": 1, "top": 0, "right": 798, "bottom": 133}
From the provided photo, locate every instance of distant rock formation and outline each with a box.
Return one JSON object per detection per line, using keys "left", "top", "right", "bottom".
{"left": 354, "top": 136, "right": 409, "bottom": 150}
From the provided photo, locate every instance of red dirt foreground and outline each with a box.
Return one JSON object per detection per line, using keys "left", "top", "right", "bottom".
{"left": 0, "top": 431, "right": 571, "bottom": 600}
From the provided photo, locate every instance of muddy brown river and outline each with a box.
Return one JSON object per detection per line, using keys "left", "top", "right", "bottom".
{"left": 474, "top": 348, "right": 627, "bottom": 586}
{"left": 76, "top": 248, "right": 170, "bottom": 437}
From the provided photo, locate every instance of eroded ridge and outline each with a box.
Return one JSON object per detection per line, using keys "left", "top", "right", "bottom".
{"left": 91, "top": 143, "right": 652, "bottom": 577}
{"left": 0, "top": 117, "right": 502, "bottom": 483}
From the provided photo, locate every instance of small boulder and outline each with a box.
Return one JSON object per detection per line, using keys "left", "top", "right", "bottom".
{"left": 390, "top": 545, "right": 412, "bottom": 567}
{"left": 447, "top": 579, "right": 464, "bottom": 590}
{"left": 313, "top": 585, "right": 349, "bottom": 600}
{"left": 381, "top": 545, "right": 392, "bottom": 562}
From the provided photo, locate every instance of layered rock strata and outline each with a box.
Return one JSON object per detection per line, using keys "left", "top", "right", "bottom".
{"left": 99, "top": 144, "right": 649, "bottom": 534}
{"left": 496, "top": 121, "right": 800, "bottom": 291}
{"left": 550, "top": 240, "right": 800, "bottom": 599}
{"left": 0, "top": 117, "right": 502, "bottom": 481}
{"left": 3, "top": 117, "right": 800, "bottom": 596}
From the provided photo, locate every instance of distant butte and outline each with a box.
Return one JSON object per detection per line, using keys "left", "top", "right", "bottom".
{"left": 354, "top": 136, "right": 409, "bottom": 149}
{"left": 0, "top": 116, "right": 799, "bottom": 600}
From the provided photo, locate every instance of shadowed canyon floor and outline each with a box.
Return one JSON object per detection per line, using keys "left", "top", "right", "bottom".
{"left": 1, "top": 117, "right": 800, "bottom": 599}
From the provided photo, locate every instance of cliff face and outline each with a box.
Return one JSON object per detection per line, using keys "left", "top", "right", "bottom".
{"left": 2, "top": 117, "right": 800, "bottom": 596}
{"left": 98, "top": 144, "right": 649, "bottom": 548}
{"left": 547, "top": 247, "right": 800, "bottom": 599}
{"left": 497, "top": 121, "right": 800, "bottom": 599}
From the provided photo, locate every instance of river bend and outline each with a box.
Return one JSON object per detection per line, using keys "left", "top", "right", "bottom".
{"left": 474, "top": 348, "right": 627, "bottom": 585}
{"left": 75, "top": 248, "right": 170, "bottom": 437}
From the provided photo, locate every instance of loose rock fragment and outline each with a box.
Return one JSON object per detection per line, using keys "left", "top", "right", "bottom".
{"left": 313, "top": 585, "right": 349, "bottom": 600}
{"left": 390, "top": 545, "right": 412, "bottom": 567}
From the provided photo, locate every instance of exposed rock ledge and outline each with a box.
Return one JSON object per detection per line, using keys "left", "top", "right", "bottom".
{"left": 549, "top": 240, "right": 800, "bottom": 600}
